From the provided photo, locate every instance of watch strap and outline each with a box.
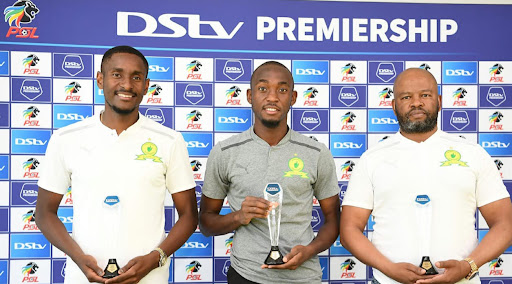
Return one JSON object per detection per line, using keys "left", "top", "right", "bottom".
{"left": 463, "top": 257, "right": 478, "bottom": 280}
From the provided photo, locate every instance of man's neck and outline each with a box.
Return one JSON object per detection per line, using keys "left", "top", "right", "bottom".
{"left": 253, "top": 122, "right": 289, "bottom": 146}
{"left": 101, "top": 109, "right": 139, "bottom": 135}
{"left": 400, "top": 127, "right": 438, "bottom": 143}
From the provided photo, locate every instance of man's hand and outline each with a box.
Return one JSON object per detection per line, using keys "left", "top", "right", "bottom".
{"left": 235, "top": 196, "right": 271, "bottom": 225}
{"left": 415, "top": 260, "right": 471, "bottom": 284}
{"left": 104, "top": 251, "right": 160, "bottom": 284}
{"left": 383, "top": 262, "right": 434, "bottom": 284}
{"left": 74, "top": 254, "right": 106, "bottom": 283}
{"left": 260, "top": 245, "right": 314, "bottom": 270}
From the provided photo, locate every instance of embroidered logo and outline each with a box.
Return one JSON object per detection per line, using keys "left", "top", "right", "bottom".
{"left": 440, "top": 149, "right": 468, "bottom": 167}
{"left": 284, "top": 154, "right": 308, "bottom": 178}
{"left": 135, "top": 140, "right": 162, "bottom": 163}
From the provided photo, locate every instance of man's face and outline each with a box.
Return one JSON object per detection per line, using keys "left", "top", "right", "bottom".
{"left": 392, "top": 69, "right": 441, "bottom": 134}
{"left": 247, "top": 65, "right": 297, "bottom": 129}
{"left": 97, "top": 53, "right": 149, "bottom": 115}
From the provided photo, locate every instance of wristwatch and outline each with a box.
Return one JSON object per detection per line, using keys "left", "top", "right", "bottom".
{"left": 463, "top": 257, "right": 478, "bottom": 280}
{"left": 154, "top": 247, "right": 168, "bottom": 267}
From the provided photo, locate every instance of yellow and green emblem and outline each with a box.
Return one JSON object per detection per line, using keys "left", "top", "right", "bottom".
{"left": 284, "top": 154, "right": 309, "bottom": 178}
{"left": 135, "top": 140, "right": 162, "bottom": 163}
{"left": 440, "top": 149, "right": 468, "bottom": 167}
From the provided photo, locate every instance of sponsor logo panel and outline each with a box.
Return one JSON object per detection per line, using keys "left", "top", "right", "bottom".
{"left": 292, "top": 109, "right": 329, "bottom": 132}
{"left": 11, "top": 181, "right": 38, "bottom": 206}
{"left": 11, "top": 103, "right": 51, "bottom": 128}
{"left": 0, "top": 155, "right": 8, "bottom": 180}
{"left": 442, "top": 61, "right": 478, "bottom": 84}
{"left": 292, "top": 60, "right": 329, "bottom": 83}
{"left": 53, "top": 104, "right": 93, "bottom": 128}
{"left": 11, "top": 129, "right": 51, "bottom": 154}
{"left": 174, "top": 258, "right": 213, "bottom": 282}
{"left": 479, "top": 61, "right": 512, "bottom": 84}
{"left": 175, "top": 233, "right": 213, "bottom": 257}
{"left": 140, "top": 81, "right": 174, "bottom": 106}
{"left": 10, "top": 233, "right": 51, "bottom": 258}
{"left": 215, "top": 59, "right": 251, "bottom": 82}
{"left": 147, "top": 56, "right": 174, "bottom": 81}
{"left": 329, "top": 257, "right": 367, "bottom": 280}
{"left": 367, "top": 133, "right": 395, "bottom": 149}
{"left": 441, "top": 110, "right": 477, "bottom": 132}
{"left": 51, "top": 259, "right": 66, "bottom": 284}
{"left": 493, "top": 157, "right": 512, "bottom": 180}
{"left": 53, "top": 53, "right": 93, "bottom": 78}
{"left": 480, "top": 86, "right": 512, "bottom": 108}
{"left": 330, "top": 134, "right": 366, "bottom": 157}
{"left": 335, "top": 158, "right": 359, "bottom": 181}
{"left": 189, "top": 157, "right": 207, "bottom": 181}
{"left": 330, "top": 61, "right": 367, "bottom": 84}
{"left": 330, "top": 85, "right": 367, "bottom": 108}
{"left": 213, "top": 234, "right": 233, "bottom": 257}
{"left": 330, "top": 109, "right": 367, "bottom": 133}
{"left": 175, "top": 83, "right": 213, "bottom": 106}
{"left": 295, "top": 85, "right": 329, "bottom": 108}
{"left": 0, "top": 51, "right": 9, "bottom": 75}
{"left": 10, "top": 155, "right": 43, "bottom": 180}
{"left": 0, "top": 260, "right": 7, "bottom": 283}
{"left": 52, "top": 79, "right": 93, "bottom": 104}
{"left": 368, "top": 109, "right": 399, "bottom": 133}
{"left": 213, "top": 258, "right": 230, "bottom": 282}
{"left": 182, "top": 133, "right": 213, "bottom": 157}
{"left": 214, "top": 108, "right": 252, "bottom": 132}
{"left": 479, "top": 109, "right": 512, "bottom": 132}
{"left": 368, "top": 61, "right": 404, "bottom": 84}
{"left": 11, "top": 51, "right": 51, "bottom": 77}
{"left": 214, "top": 83, "right": 251, "bottom": 107}
{"left": 175, "top": 58, "right": 213, "bottom": 82}
{"left": 94, "top": 79, "right": 104, "bottom": 104}
{"left": 11, "top": 78, "right": 52, "bottom": 102}
{"left": 139, "top": 106, "right": 173, "bottom": 129}
{"left": 0, "top": 103, "right": 10, "bottom": 128}
{"left": 441, "top": 85, "right": 477, "bottom": 108}
{"left": 405, "top": 61, "right": 442, "bottom": 83}
{"left": 479, "top": 134, "right": 512, "bottom": 157}
{"left": 9, "top": 259, "right": 51, "bottom": 284}
{"left": 0, "top": 208, "right": 8, "bottom": 232}
{"left": 479, "top": 254, "right": 512, "bottom": 277}
{"left": 367, "top": 85, "right": 394, "bottom": 108}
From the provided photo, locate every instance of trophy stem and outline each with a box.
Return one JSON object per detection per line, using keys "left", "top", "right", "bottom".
{"left": 264, "top": 246, "right": 285, "bottom": 265}
{"left": 102, "top": 258, "right": 120, "bottom": 279}
{"left": 419, "top": 256, "right": 438, "bottom": 275}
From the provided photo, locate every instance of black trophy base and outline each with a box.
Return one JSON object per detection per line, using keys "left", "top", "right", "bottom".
{"left": 264, "top": 246, "right": 285, "bottom": 265}
{"left": 419, "top": 256, "right": 438, "bottom": 275}
{"left": 102, "top": 258, "right": 120, "bottom": 279}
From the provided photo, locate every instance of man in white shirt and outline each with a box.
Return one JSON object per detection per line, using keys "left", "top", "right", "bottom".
{"left": 36, "top": 46, "right": 198, "bottom": 284}
{"left": 340, "top": 68, "right": 512, "bottom": 284}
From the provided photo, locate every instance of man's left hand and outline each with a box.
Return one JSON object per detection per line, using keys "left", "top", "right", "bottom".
{"left": 260, "top": 245, "right": 314, "bottom": 270}
{"left": 415, "top": 260, "right": 471, "bottom": 284}
{"left": 104, "top": 252, "right": 159, "bottom": 284}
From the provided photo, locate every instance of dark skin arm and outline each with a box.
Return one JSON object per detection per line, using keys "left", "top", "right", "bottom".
{"left": 36, "top": 187, "right": 106, "bottom": 283}
{"left": 416, "top": 197, "right": 512, "bottom": 284}
{"left": 261, "top": 194, "right": 340, "bottom": 270}
{"left": 340, "top": 205, "right": 433, "bottom": 284}
{"left": 106, "top": 188, "right": 198, "bottom": 284}
{"left": 199, "top": 195, "right": 271, "bottom": 237}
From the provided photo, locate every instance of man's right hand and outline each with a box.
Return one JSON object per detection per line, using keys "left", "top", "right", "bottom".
{"left": 384, "top": 262, "right": 434, "bottom": 284}
{"left": 235, "top": 196, "right": 271, "bottom": 225}
{"left": 75, "top": 254, "right": 106, "bottom": 283}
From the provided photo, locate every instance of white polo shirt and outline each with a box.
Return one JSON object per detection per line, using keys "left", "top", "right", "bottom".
{"left": 342, "top": 130, "right": 509, "bottom": 284}
{"left": 38, "top": 113, "right": 196, "bottom": 284}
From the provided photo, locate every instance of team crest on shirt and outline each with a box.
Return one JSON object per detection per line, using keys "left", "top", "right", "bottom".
{"left": 440, "top": 149, "right": 468, "bottom": 167}
{"left": 135, "top": 139, "right": 162, "bottom": 163}
{"left": 284, "top": 154, "right": 309, "bottom": 178}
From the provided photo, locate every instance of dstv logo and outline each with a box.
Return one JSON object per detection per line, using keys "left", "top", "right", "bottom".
{"left": 149, "top": 65, "right": 170, "bottom": 72}
{"left": 378, "top": 68, "right": 394, "bottom": 75}
{"left": 186, "top": 90, "right": 203, "bottom": 97}
{"left": 225, "top": 66, "right": 242, "bottom": 73}
{"left": 14, "top": 242, "right": 47, "bottom": 250}
{"left": 296, "top": 69, "right": 325, "bottom": 76}
{"left": 187, "top": 141, "right": 209, "bottom": 148}
{"left": 451, "top": 116, "right": 468, "bottom": 123}
{"left": 302, "top": 116, "right": 319, "bottom": 123}
{"left": 371, "top": 118, "right": 397, "bottom": 124}
{"left": 182, "top": 242, "right": 209, "bottom": 249}
{"left": 445, "top": 69, "right": 474, "bottom": 76}
{"left": 333, "top": 142, "right": 363, "bottom": 149}
{"left": 56, "top": 113, "right": 88, "bottom": 121}
{"left": 15, "top": 138, "right": 47, "bottom": 146}
{"left": 218, "top": 116, "right": 248, "bottom": 123}
{"left": 482, "top": 141, "right": 510, "bottom": 148}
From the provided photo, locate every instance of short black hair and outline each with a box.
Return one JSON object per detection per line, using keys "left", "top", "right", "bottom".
{"left": 101, "top": 45, "right": 149, "bottom": 77}
{"left": 250, "top": 61, "right": 294, "bottom": 89}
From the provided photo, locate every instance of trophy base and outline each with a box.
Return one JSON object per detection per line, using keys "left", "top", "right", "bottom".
{"left": 264, "top": 246, "right": 285, "bottom": 265}
{"left": 419, "top": 256, "right": 438, "bottom": 275}
{"left": 102, "top": 258, "right": 120, "bottom": 279}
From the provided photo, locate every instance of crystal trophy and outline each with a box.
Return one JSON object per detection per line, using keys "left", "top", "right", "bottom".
{"left": 415, "top": 195, "right": 438, "bottom": 275}
{"left": 263, "top": 183, "right": 285, "bottom": 265}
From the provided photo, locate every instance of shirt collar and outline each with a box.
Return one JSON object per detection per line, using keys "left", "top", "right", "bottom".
{"left": 249, "top": 125, "right": 292, "bottom": 147}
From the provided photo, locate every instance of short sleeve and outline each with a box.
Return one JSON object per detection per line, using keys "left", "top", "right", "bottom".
{"left": 342, "top": 153, "right": 374, "bottom": 210}
{"left": 313, "top": 146, "right": 341, "bottom": 200}
{"left": 165, "top": 133, "right": 196, "bottom": 194}
{"left": 201, "top": 144, "right": 229, "bottom": 200}
{"left": 38, "top": 133, "right": 70, "bottom": 195}
{"left": 475, "top": 146, "right": 510, "bottom": 207}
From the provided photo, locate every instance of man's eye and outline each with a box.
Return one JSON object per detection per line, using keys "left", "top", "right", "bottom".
{"left": 258, "top": 87, "right": 267, "bottom": 91}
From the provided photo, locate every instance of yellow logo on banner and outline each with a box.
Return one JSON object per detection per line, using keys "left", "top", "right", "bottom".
{"left": 440, "top": 149, "right": 468, "bottom": 167}
{"left": 284, "top": 154, "right": 308, "bottom": 178}
{"left": 135, "top": 140, "right": 162, "bottom": 163}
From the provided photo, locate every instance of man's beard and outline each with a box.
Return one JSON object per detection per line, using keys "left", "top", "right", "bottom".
{"left": 261, "top": 118, "right": 280, "bottom": 128}
{"left": 106, "top": 99, "right": 137, "bottom": 115}
{"left": 395, "top": 105, "right": 439, "bottom": 134}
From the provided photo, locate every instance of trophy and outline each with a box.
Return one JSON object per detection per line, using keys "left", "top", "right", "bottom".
{"left": 415, "top": 195, "right": 438, "bottom": 275}
{"left": 102, "top": 195, "right": 121, "bottom": 278}
{"left": 263, "top": 183, "right": 285, "bottom": 265}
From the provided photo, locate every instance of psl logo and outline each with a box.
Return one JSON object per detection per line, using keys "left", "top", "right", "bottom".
{"left": 4, "top": 0, "right": 40, "bottom": 38}
{"left": 452, "top": 87, "right": 467, "bottom": 106}
{"left": 21, "top": 262, "right": 39, "bottom": 283}
{"left": 495, "top": 159, "right": 504, "bottom": 179}
{"left": 186, "top": 60, "right": 202, "bottom": 80}
{"left": 340, "top": 160, "right": 355, "bottom": 180}
{"left": 146, "top": 84, "right": 162, "bottom": 104}
{"left": 23, "top": 157, "right": 39, "bottom": 178}
{"left": 489, "top": 257, "right": 504, "bottom": 275}
{"left": 489, "top": 63, "right": 504, "bottom": 82}
{"left": 225, "top": 86, "right": 241, "bottom": 105}
{"left": 341, "top": 63, "right": 356, "bottom": 82}
{"left": 225, "top": 235, "right": 233, "bottom": 255}
{"left": 22, "top": 209, "right": 38, "bottom": 230}
{"left": 489, "top": 111, "right": 504, "bottom": 130}
{"left": 378, "top": 88, "right": 393, "bottom": 107}
{"left": 185, "top": 261, "right": 202, "bottom": 280}
{"left": 64, "top": 187, "right": 73, "bottom": 205}
{"left": 340, "top": 259, "right": 356, "bottom": 278}
{"left": 340, "top": 112, "right": 356, "bottom": 131}
{"left": 191, "top": 160, "right": 202, "bottom": 179}
{"left": 23, "top": 106, "right": 40, "bottom": 126}
{"left": 22, "top": 54, "right": 39, "bottom": 74}
{"left": 303, "top": 87, "right": 318, "bottom": 106}
{"left": 64, "top": 82, "right": 81, "bottom": 101}
{"left": 186, "top": 110, "right": 202, "bottom": 130}
{"left": 419, "top": 63, "right": 431, "bottom": 71}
